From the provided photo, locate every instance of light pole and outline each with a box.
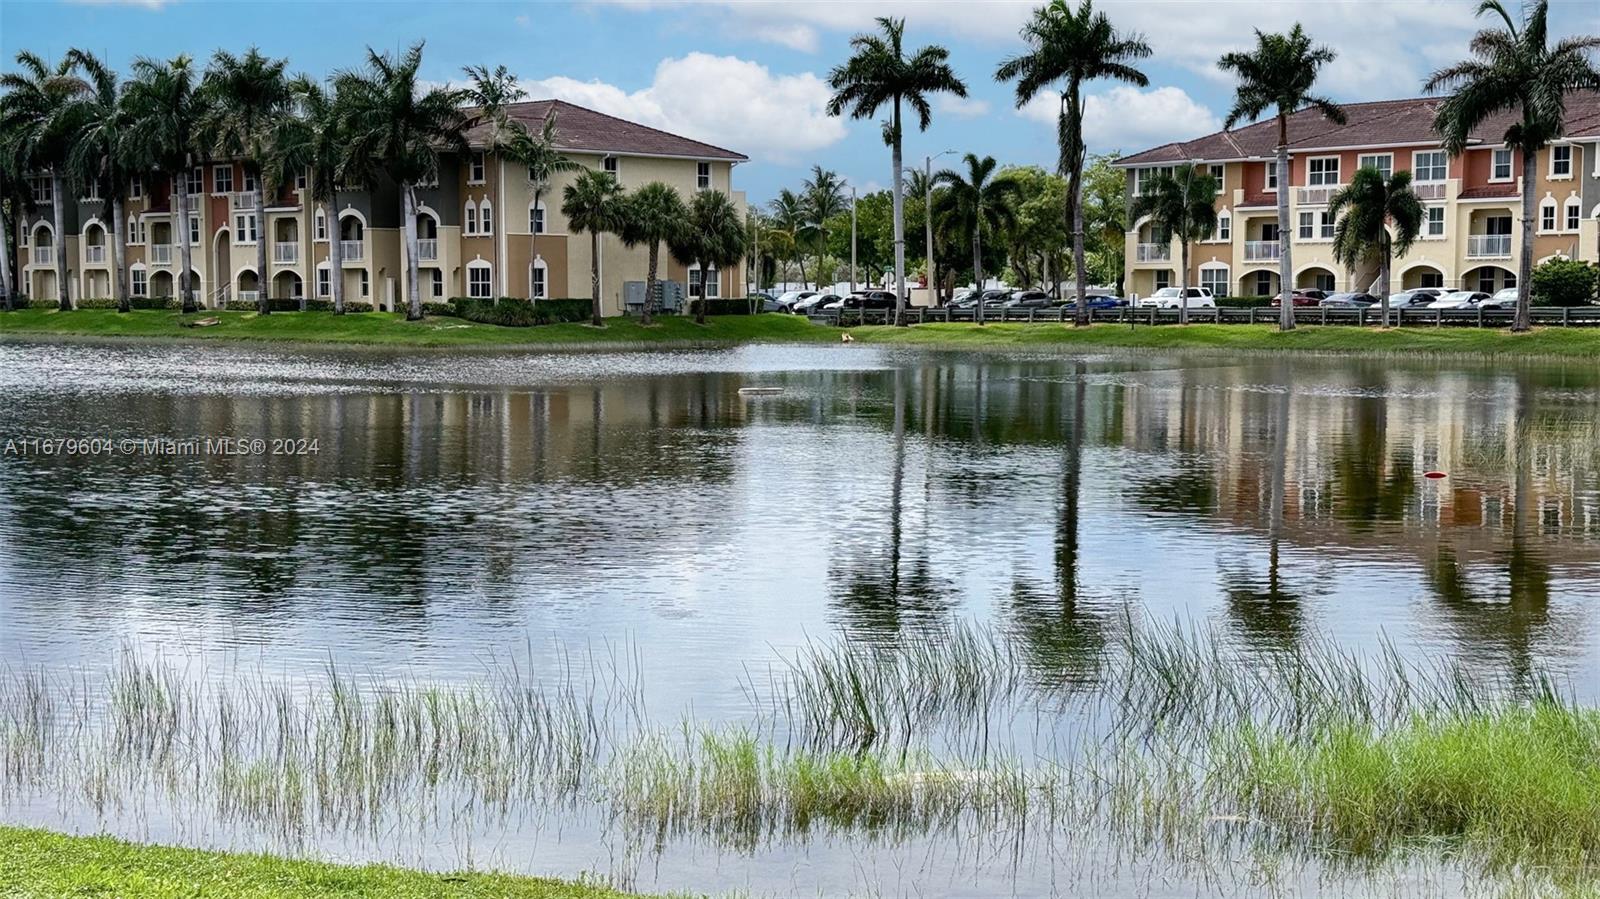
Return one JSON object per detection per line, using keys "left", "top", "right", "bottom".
{"left": 926, "top": 149, "right": 956, "bottom": 305}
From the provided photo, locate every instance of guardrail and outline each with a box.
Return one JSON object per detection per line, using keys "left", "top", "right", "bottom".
{"left": 807, "top": 304, "right": 1600, "bottom": 328}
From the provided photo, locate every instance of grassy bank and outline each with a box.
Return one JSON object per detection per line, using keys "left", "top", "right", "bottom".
{"left": 10, "top": 308, "right": 1600, "bottom": 357}
{"left": 0, "top": 826, "right": 654, "bottom": 898}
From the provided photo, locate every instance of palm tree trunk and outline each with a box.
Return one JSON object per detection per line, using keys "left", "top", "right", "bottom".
{"left": 973, "top": 229, "right": 985, "bottom": 327}
{"left": 643, "top": 241, "right": 658, "bottom": 326}
{"left": 254, "top": 174, "right": 269, "bottom": 315}
{"left": 1179, "top": 239, "right": 1190, "bottom": 326}
{"left": 1276, "top": 120, "right": 1293, "bottom": 332}
{"left": 694, "top": 255, "right": 707, "bottom": 326}
{"left": 111, "top": 195, "right": 128, "bottom": 313}
{"left": 175, "top": 167, "right": 196, "bottom": 314}
{"left": 1378, "top": 234, "right": 1391, "bottom": 329}
{"left": 589, "top": 229, "right": 602, "bottom": 327}
{"left": 329, "top": 194, "right": 345, "bottom": 315}
{"left": 1514, "top": 147, "right": 1535, "bottom": 333}
{"left": 796, "top": 252, "right": 807, "bottom": 290}
{"left": 51, "top": 168, "right": 70, "bottom": 310}
{"left": 0, "top": 208, "right": 13, "bottom": 310}
{"left": 403, "top": 183, "right": 422, "bottom": 321}
{"left": 890, "top": 100, "right": 907, "bottom": 327}
{"left": 1072, "top": 161, "right": 1088, "bottom": 328}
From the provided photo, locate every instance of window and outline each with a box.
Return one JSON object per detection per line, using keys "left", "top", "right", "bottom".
{"left": 30, "top": 175, "right": 52, "bottom": 203}
{"left": 530, "top": 261, "right": 546, "bottom": 298}
{"left": 1313, "top": 272, "right": 1336, "bottom": 292}
{"left": 690, "top": 265, "right": 718, "bottom": 298}
{"left": 1299, "top": 211, "right": 1333, "bottom": 240}
{"left": 1298, "top": 212, "right": 1314, "bottom": 240}
{"left": 1414, "top": 151, "right": 1448, "bottom": 182}
{"left": 479, "top": 198, "right": 493, "bottom": 235}
{"left": 1265, "top": 164, "right": 1278, "bottom": 191}
{"left": 529, "top": 203, "right": 545, "bottom": 234}
{"left": 131, "top": 268, "right": 147, "bottom": 297}
{"left": 1321, "top": 213, "right": 1335, "bottom": 240}
{"left": 468, "top": 151, "right": 486, "bottom": 184}
{"left": 129, "top": 177, "right": 143, "bottom": 200}
{"left": 1200, "top": 267, "right": 1229, "bottom": 297}
{"left": 697, "top": 162, "right": 711, "bottom": 190}
{"left": 1566, "top": 199, "right": 1582, "bottom": 231}
{"left": 1154, "top": 269, "right": 1172, "bottom": 290}
{"left": 464, "top": 199, "right": 478, "bottom": 236}
{"left": 1541, "top": 202, "right": 1557, "bottom": 232}
{"left": 187, "top": 167, "right": 203, "bottom": 196}
{"left": 603, "top": 156, "right": 618, "bottom": 179}
{"left": 295, "top": 172, "right": 307, "bottom": 190}
{"left": 1307, "top": 157, "right": 1340, "bottom": 186}
{"left": 243, "top": 171, "right": 257, "bottom": 193}
{"left": 468, "top": 263, "right": 492, "bottom": 298}
{"left": 314, "top": 208, "right": 327, "bottom": 241}
{"left": 1551, "top": 145, "right": 1573, "bottom": 178}
{"left": 1419, "top": 271, "right": 1444, "bottom": 288}
{"left": 83, "top": 181, "right": 101, "bottom": 201}
{"left": 1208, "top": 163, "right": 1224, "bottom": 191}
{"left": 1261, "top": 223, "right": 1279, "bottom": 242}
{"left": 360, "top": 269, "right": 370, "bottom": 298}
{"left": 1478, "top": 270, "right": 1498, "bottom": 293}
{"left": 1491, "top": 148, "right": 1513, "bottom": 181}
{"left": 234, "top": 212, "right": 258, "bottom": 243}
{"left": 431, "top": 269, "right": 444, "bottom": 299}
{"left": 213, "top": 165, "right": 233, "bottom": 194}
{"left": 1358, "top": 154, "right": 1392, "bottom": 180}
{"left": 1255, "top": 271, "right": 1274, "bottom": 296}
{"left": 1425, "top": 206, "right": 1445, "bottom": 237}
{"left": 127, "top": 217, "right": 142, "bottom": 245}
{"left": 1217, "top": 214, "right": 1231, "bottom": 241}
{"left": 188, "top": 213, "right": 201, "bottom": 245}
{"left": 316, "top": 266, "right": 330, "bottom": 298}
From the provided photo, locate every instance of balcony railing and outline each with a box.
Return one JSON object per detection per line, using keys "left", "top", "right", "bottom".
{"left": 237, "top": 290, "right": 259, "bottom": 302}
{"left": 1296, "top": 185, "right": 1340, "bottom": 205}
{"left": 181, "top": 193, "right": 200, "bottom": 211}
{"left": 32, "top": 246, "right": 55, "bottom": 265}
{"left": 1467, "top": 234, "right": 1512, "bottom": 258}
{"left": 340, "top": 239, "right": 364, "bottom": 261}
{"left": 273, "top": 243, "right": 299, "bottom": 264}
{"left": 1244, "top": 240, "right": 1282, "bottom": 262}
{"left": 417, "top": 238, "right": 438, "bottom": 261}
{"left": 149, "top": 244, "right": 173, "bottom": 265}
{"left": 1413, "top": 181, "right": 1448, "bottom": 201}
{"left": 1135, "top": 242, "right": 1170, "bottom": 262}
{"left": 85, "top": 245, "right": 106, "bottom": 264}
{"left": 231, "top": 191, "right": 255, "bottom": 210}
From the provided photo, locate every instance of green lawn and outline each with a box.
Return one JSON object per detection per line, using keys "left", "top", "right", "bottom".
{"left": 8, "top": 308, "right": 1600, "bottom": 357}
{"left": 0, "top": 826, "right": 658, "bottom": 898}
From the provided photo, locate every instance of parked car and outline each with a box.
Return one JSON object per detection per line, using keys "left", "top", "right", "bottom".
{"left": 1387, "top": 289, "right": 1442, "bottom": 308}
{"left": 750, "top": 294, "right": 786, "bottom": 313}
{"left": 948, "top": 289, "right": 983, "bottom": 309}
{"left": 1270, "top": 289, "right": 1325, "bottom": 308}
{"left": 793, "top": 293, "right": 839, "bottom": 314}
{"left": 775, "top": 290, "right": 817, "bottom": 312}
{"left": 1003, "top": 290, "right": 1054, "bottom": 308}
{"left": 1427, "top": 291, "right": 1492, "bottom": 309}
{"left": 1137, "top": 287, "right": 1216, "bottom": 309}
{"left": 1054, "top": 293, "right": 1125, "bottom": 310}
{"left": 1318, "top": 292, "right": 1377, "bottom": 308}
{"left": 825, "top": 291, "right": 899, "bottom": 311}
{"left": 979, "top": 289, "right": 1015, "bottom": 307}
{"left": 1483, "top": 287, "right": 1520, "bottom": 309}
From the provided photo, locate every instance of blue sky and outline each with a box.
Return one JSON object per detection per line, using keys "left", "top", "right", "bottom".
{"left": 5, "top": 0, "right": 1600, "bottom": 206}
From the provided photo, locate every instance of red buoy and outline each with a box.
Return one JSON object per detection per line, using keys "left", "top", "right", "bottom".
{"left": 1424, "top": 471, "right": 1447, "bottom": 479}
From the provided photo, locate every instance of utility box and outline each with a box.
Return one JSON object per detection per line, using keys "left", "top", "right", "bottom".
{"left": 624, "top": 280, "right": 685, "bottom": 315}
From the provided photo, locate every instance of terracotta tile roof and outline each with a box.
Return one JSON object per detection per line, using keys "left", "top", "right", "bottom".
{"left": 1457, "top": 183, "right": 1520, "bottom": 199}
{"left": 1238, "top": 191, "right": 1276, "bottom": 208}
{"left": 1119, "top": 92, "right": 1600, "bottom": 166}
{"left": 464, "top": 99, "right": 746, "bottom": 161}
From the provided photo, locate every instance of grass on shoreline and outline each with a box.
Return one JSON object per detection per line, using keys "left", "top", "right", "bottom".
{"left": 0, "top": 825, "right": 654, "bottom": 898}
{"left": 9, "top": 307, "right": 1600, "bottom": 356}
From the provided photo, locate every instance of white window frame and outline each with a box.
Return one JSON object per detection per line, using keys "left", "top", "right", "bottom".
{"left": 1413, "top": 150, "right": 1448, "bottom": 183}
{"left": 83, "top": 181, "right": 101, "bottom": 202}
{"left": 1358, "top": 153, "right": 1393, "bottom": 180}
{"left": 602, "top": 155, "right": 619, "bottom": 179}
{"left": 1551, "top": 145, "right": 1573, "bottom": 179}
{"left": 467, "top": 261, "right": 493, "bottom": 299}
{"left": 1540, "top": 199, "right": 1557, "bottom": 233}
{"left": 530, "top": 257, "right": 547, "bottom": 298}
{"left": 360, "top": 268, "right": 370, "bottom": 298}
{"left": 1299, "top": 210, "right": 1334, "bottom": 241}
{"left": 295, "top": 172, "right": 307, "bottom": 190}
{"left": 131, "top": 266, "right": 148, "bottom": 297}
{"left": 468, "top": 151, "right": 486, "bottom": 185}
{"left": 213, "top": 165, "right": 233, "bottom": 195}
{"left": 1264, "top": 163, "right": 1278, "bottom": 192}
{"left": 129, "top": 177, "right": 143, "bottom": 200}
{"left": 316, "top": 265, "right": 331, "bottom": 298}
{"left": 188, "top": 213, "right": 201, "bottom": 246}
{"left": 1306, "top": 156, "right": 1340, "bottom": 187}
{"left": 1208, "top": 164, "right": 1224, "bottom": 193}
{"left": 314, "top": 208, "right": 327, "bottom": 242}
{"left": 31, "top": 175, "right": 53, "bottom": 204}
{"left": 1199, "top": 266, "right": 1229, "bottom": 298}
{"left": 689, "top": 264, "right": 719, "bottom": 299}
{"left": 1216, "top": 212, "right": 1231, "bottom": 242}
{"left": 479, "top": 197, "right": 493, "bottom": 235}
{"left": 233, "top": 211, "right": 258, "bottom": 244}
{"left": 1154, "top": 269, "right": 1172, "bottom": 290}
{"left": 187, "top": 167, "right": 204, "bottom": 197}
{"left": 243, "top": 171, "right": 258, "bottom": 193}
{"left": 1491, "top": 148, "right": 1514, "bottom": 182}
{"left": 127, "top": 216, "right": 142, "bottom": 245}
{"left": 1565, "top": 198, "right": 1582, "bottom": 232}
{"left": 464, "top": 199, "right": 478, "bottom": 236}
{"left": 1425, "top": 205, "right": 1445, "bottom": 238}
{"left": 529, "top": 202, "right": 546, "bottom": 234}
{"left": 697, "top": 161, "right": 711, "bottom": 190}
{"left": 431, "top": 268, "right": 444, "bottom": 299}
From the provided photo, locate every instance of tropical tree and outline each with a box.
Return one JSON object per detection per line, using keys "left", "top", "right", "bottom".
{"left": 1426, "top": 0, "right": 1600, "bottom": 332}
{"left": 997, "top": 0, "right": 1150, "bottom": 325}
{"left": 562, "top": 168, "right": 624, "bottom": 326}
{"left": 200, "top": 48, "right": 290, "bottom": 314}
{"left": 1130, "top": 164, "right": 1219, "bottom": 325}
{"left": 619, "top": 181, "right": 685, "bottom": 324}
{"left": 63, "top": 49, "right": 132, "bottom": 312}
{"left": 0, "top": 51, "right": 88, "bottom": 310}
{"left": 802, "top": 165, "right": 848, "bottom": 288}
{"left": 1081, "top": 152, "right": 1129, "bottom": 291}
{"left": 931, "top": 153, "right": 1021, "bottom": 325}
{"left": 268, "top": 74, "right": 356, "bottom": 312}
{"left": 0, "top": 134, "right": 26, "bottom": 307}
{"left": 500, "top": 112, "right": 577, "bottom": 304}
{"left": 336, "top": 42, "right": 468, "bottom": 321}
{"left": 1327, "top": 166, "right": 1424, "bottom": 327}
{"left": 827, "top": 16, "right": 968, "bottom": 326}
{"left": 768, "top": 188, "right": 810, "bottom": 287}
{"left": 668, "top": 188, "right": 745, "bottom": 325}
{"left": 1219, "top": 25, "right": 1346, "bottom": 332}
{"left": 122, "top": 54, "right": 203, "bottom": 312}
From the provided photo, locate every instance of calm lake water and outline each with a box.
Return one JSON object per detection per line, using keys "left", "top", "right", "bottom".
{"left": 3, "top": 337, "right": 1600, "bottom": 896}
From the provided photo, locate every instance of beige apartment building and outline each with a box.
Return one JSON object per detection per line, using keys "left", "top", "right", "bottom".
{"left": 15, "top": 100, "right": 748, "bottom": 313}
{"left": 1119, "top": 93, "right": 1600, "bottom": 298}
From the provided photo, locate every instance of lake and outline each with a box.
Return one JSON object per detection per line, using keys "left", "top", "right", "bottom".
{"left": 3, "top": 337, "right": 1599, "bottom": 897}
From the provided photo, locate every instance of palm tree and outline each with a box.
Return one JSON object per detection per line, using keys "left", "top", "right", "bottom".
{"left": 335, "top": 42, "right": 468, "bottom": 321}
{"left": 63, "top": 49, "right": 132, "bottom": 312}
{"left": 1426, "top": 0, "right": 1600, "bottom": 332}
{"left": 199, "top": 48, "right": 290, "bottom": 314}
{"left": 1130, "top": 164, "right": 1219, "bottom": 325}
{"left": 1219, "top": 25, "right": 1346, "bottom": 332}
{"left": 0, "top": 51, "right": 88, "bottom": 310}
{"left": 931, "top": 153, "right": 1021, "bottom": 325}
{"left": 618, "top": 181, "right": 685, "bottom": 325}
{"left": 827, "top": 16, "right": 968, "bottom": 326}
{"left": 561, "top": 168, "right": 624, "bottom": 326}
{"left": 463, "top": 63, "right": 529, "bottom": 302}
{"left": 0, "top": 135, "right": 26, "bottom": 308}
{"left": 768, "top": 188, "right": 810, "bottom": 287}
{"left": 268, "top": 75, "right": 356, "bottom": 312}
{"left": 802, "top": 165, "right": 847, "bottom": 288}
{"left": 1327, "top": 167, "right": 1424, "bottom": 328}
{"left": 997, "top": 0, "right": 1151, "bottom": 326}
{"left": 668, "top": 189, "right": 745, "bottom": 325}
{"left": 122, "top": 54, "right": 203, "bottom": 313}
{"left": 500, "top": 112, "right": 577, "bottom": 303}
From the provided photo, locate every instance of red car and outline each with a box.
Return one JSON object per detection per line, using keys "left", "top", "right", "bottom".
{"left": 1269, "top": 289, "right": 1326, "bottom": 307}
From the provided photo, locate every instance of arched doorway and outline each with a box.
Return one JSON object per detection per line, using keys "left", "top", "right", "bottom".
{"left": 1462, "top": 265, "right": 1516, "bottom": 294}
{"left": 1295, "top": 266, "right": 1337, "bottom": 293}
{"left": 236, "top": 268, "right": 260, "bottom": 304}
{"left": 1240, "top": 269, "right": 1280, "bottom": 299}
{"left": 1399, "top": 263, "right": 1445, "bottom": 290}
{"left": 272, "top": 270, "right": 303, "bottom": 302}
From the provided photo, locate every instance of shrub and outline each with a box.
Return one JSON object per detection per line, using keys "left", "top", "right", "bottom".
{"left": 685, "top": 297, "right": 757, "bottom": 316}
{"left": 73, "top": 297, "right": 178, "bottom": 310}
{"left": 1530, "top": 258, "right": 1598, "bottom": 307}
{"left": 421, "top": 301, "right": 456, "bottom": 317}
{"left": 449, "top": 296, "right": 594, "bottom": 327}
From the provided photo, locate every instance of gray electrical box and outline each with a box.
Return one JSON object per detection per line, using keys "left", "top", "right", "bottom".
{"left": 624, "top": 280, "right": 685, "bottom": 315}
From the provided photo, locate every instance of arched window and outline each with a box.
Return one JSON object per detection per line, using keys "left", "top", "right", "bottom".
{"left": 467, "top": 259, "right": 493, "bottom": 299}
{"left": 314, "top": 207, "right": 327, "bottom": 241}
{"left": 1199, "top": 263, "right": 1229, "bottom": 297}
{"left": 464, "top": 199, "right": 478, "bottom": 236}
{"left": 530, "top": 256, "right": 548, "bottom": 298}
{"left": 1215, "top": 210, "right": 1231, "bottom": 242}
{"left": 1540, "top": 198, "right": 1558, "bottom": 233}
{"left": 130, "top": 264, "right": 148, "bottom": 297}
{"left": 689, "top": 263, "right": 718, "bottom": 299}
{"left": 479, "top": 197, "right": 493, "bottom": 235}
{"left": 1565, "top": 197, "right": 1582, "bottom": 232}
{"left": 316, "top": 263, "right": 331, "bottom": 298}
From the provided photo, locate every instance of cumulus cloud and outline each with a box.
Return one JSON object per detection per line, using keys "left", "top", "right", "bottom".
{"left": 528, "top": 53, "right": 847, "bottom": 163}
{"left": 1019, "top": 85, "right": 1221, "bottom": 154}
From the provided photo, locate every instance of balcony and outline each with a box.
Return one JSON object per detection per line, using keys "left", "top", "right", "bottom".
{"left": 31, "top": 246, "right": 55, "bottom": 265}
{"left": 182, "top": 193, "right": 200, "bottom": 212}
{"left": 85, "top": 245, "right": 106, "bottom": 264}
{"left": 273, "top": 243, "right": 299, "bottom": 265}
{"left": 1467, "top": 234, "right": 1512, "bottom": 258}
{"left": 1135, "top": 243, "right": 1170, "bottom": 262}
{"left": 237, "top": 290, "right": 259, "bottom": 302}
{"left": 1296, "top": 185, "right": 1340, "bottom": 205}
{"left": 149, "top": 244, "right": 173, "bottom": 265}
{"left": 417, "top": 238, "right": 438, "bottom": 261}
{"left": 340, "top": 240, "right": 364, "bottom": 261}
{"left": 230, "top": 192, "right": 255, "bottom": 210}
{"left": 1244, "top": 240, "right": 1282, "bottom": 262}
{"left": 1414, "top": 181, "right": 1448, "bottom": 201}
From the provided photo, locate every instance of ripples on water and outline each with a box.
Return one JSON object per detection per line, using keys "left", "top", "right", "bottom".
{"left": 3, "top": 338, "right": 1600, "bottom": 896}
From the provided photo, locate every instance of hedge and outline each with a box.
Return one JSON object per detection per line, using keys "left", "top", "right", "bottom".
{"left": 449, "top": 296, "right": 594, "bottom": 327}
{"left": 1214, "top": 296, "right": 1278, "bottom": 308}
{"left": 684, "top": 297, "right": 759, "bottom": 316}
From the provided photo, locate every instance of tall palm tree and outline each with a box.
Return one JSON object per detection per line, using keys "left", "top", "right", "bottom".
{"left": 931, "top": 153, "right": 1021, "bottom": 325}
{"left": 0, "top": 134, "right": 26, "bottom": 307}
{"left": 336, "top": 42, "right": 469, "bottom": 321}
{"left": 618, "top": 181, "right": 685, "bottom": 325}
{"left": 668, "top": 188, "right": 745, "bottom": 325}
{"left": 802, "top": 165, "right": 847, "bottom": 288}
{"left": 768, "top": 188, "right": 810, "bottom": 287}
{"left": 464, "top": 64, "right": 527, "bottom": 299}
{"left": 1130, "top": 164, "right": 1219, "bottom": 325}
{"left": 1328, "top": 166, "right": 1424, "bottom": 328}
{"left": 268, "top": 74, "right": 356, "bottom": 312}
{"left": 1219, "top": 25, "right": 1346, "bottom": 332}
{"left": 0, "top": 51, "right": 88, "bottom": 310}
{"left": 1426, "top": 0, "right": 1600, "bottom": 332}
{"left": 500, "top": 112, "right": 577, "bottom": 302}
{"left": 997, "top": 0, "right": 1151, "bottom": 326}
{"left": 122, "top": 54, "right": 203, "bottom": 313}
{"left": 561, "top": 168, "right": 624, "bottom": 326}
{"left": 200, "top": 48, "right": 290, "bottom": 314}
{"left": 63, "top": 49, "right": 132, "bottom": 312}
{"left": 827, "top": 16, "right": 968, "bottom": 326}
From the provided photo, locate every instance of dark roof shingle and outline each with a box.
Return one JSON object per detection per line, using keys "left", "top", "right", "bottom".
{"left": 464, "top": 99, "right": 747, "bottom": 161}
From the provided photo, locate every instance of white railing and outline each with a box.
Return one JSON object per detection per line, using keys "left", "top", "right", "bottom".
{"left": 340, "top": 239, "right": 364, "bottom": 261}
{"left": 182, "top": 193, "right": 200, "bottom": 211}
{"left": 1296, "top": 185, "right": 1339, "bottom": 205}
{"left": 32, "top": 246, "right": 55, "bottom": 265}
{"left": 1244, "top": 240, "right": 1281, "bottom": 262}
{"left": 237, "top": 290, "right": 259, "bottom": 302}
{"left": 417, "top": 238, "right": 438, "bottom": 261}
{"left": 85, "top": 245, "right": 106, "bottom": 264}
{"left": 1467, "top": 234, "right": 1512, "bottom": 258}
{"left": 1414, "top": 182, "right": 1448, "bottom": 201}
{"left": 149, "top": 244, "right": 173, "bottom": 265}
{"left": 273, "top": 243, "right": 299, "bottom": 264}
{"left": 1135, "top": 243, "right": 1170, "bottom": 262}
{"left": 231, "top": 191, "right": 255, "bottom": 210}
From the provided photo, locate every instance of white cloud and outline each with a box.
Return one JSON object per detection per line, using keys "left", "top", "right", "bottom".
{"left": 749, "top": 22, "right": 819, "bottom": 52}
{"left": 935, "top": 94, "right": 991, "bottom": 119}
{"left": 514, "top": 13, "right": 531, "bottom": 28}
{"left": 1019, "top": 85, "right": 1220, "bottom": 154}
{"left": 529, "top": 53, "right": 847, "bottom": 163}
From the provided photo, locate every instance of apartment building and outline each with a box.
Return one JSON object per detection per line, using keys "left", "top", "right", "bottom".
{"left": 15, "top": 100, "right": 748, "bottom": 313}
{"left": 1119, "top": 93, "right": 1600, "bottom": 298}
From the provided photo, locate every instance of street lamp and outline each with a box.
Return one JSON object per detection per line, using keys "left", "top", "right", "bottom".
{"left": 925, "top": 149, "right": 956, "bottom": 305}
